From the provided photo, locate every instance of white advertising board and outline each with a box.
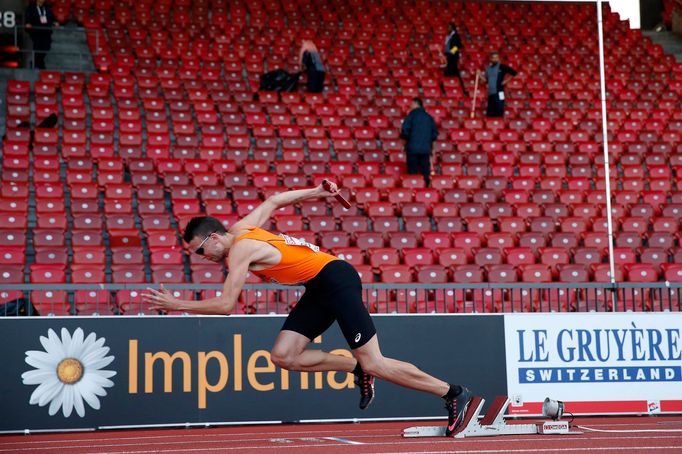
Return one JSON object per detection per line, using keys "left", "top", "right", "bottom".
{"left": 505, "top": 313, "right": 682, "bottom": 415}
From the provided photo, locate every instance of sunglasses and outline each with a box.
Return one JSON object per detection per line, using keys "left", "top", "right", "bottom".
{"left": 194, "top": 232, "right": 214, "bottom": 255}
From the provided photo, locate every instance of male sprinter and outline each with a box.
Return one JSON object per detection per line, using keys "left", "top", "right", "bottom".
{"left": 142, "top": 182, "right": 473, "bottom": 436}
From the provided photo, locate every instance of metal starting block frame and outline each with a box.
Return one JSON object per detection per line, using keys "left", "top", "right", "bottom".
{"left": 403, "top": 396, "right": 540, "bottom": 438}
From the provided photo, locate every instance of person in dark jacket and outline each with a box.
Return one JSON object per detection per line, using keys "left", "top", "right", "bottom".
{"left": 478, "top": 51, "right": 517, "bottom": 117}
{"left": 443, "top": 22, "right": 468, "bottom": 96}
{"left": 299, "top": 40, "right": 325, "bottom": 93}
{"left": 25, "top": 0, "right": 59, "bottom": 69}
{"left": 400, "top": 98, "right": 438, "bottom": 187}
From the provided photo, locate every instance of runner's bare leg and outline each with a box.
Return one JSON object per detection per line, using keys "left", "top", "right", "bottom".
{"left": 352, "top": 335, "right": 449, "bottom": 396}
{"left": 271, "top": 330, "right": 356, "bottom": 372}
{"left": 272, "top": 331, "right": 448, "bottom": 397}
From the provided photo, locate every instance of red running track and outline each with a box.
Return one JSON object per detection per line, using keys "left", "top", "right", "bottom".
{"left": 2, "top": 416, "right": 682, "bottom": 454}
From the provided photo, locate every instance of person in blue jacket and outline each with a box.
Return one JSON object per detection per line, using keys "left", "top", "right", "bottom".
{"left": 400, "top": 98, "right": 438, "bottom": 187}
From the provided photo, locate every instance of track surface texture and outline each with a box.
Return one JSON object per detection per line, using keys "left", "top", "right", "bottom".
{"left": 2, "top": 416, "right": 682, "bottom": 453}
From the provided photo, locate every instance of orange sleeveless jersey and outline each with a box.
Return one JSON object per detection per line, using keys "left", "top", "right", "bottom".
{"left": 234, "top": 227, "right": 338, "bottom": 285}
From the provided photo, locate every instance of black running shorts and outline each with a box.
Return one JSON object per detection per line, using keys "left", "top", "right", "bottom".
{"left": 281, "top": 260, "right": 376, "bottom": 349}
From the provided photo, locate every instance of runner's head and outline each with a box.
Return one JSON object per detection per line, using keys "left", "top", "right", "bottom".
{"left": 184, "top": 216, "right": 228, "bottom": 261}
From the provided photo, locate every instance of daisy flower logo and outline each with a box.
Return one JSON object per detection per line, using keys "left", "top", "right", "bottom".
{"left": 21, "top": 327, "right": 116, "bottom": 418}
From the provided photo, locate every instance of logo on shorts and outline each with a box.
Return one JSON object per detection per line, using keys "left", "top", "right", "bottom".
{"left": 355, "top": 333, "right": 362, "bottom": 343}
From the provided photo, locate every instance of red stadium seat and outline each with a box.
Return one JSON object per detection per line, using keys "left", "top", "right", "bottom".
{"left": 355, "top": 232, "right": 385, "bottom": 249}
{"left": 539, "top": 247, "right": 571, "bottom": 270}
{"left": 334, "top": 247, "right": 365, "bottom": 266}
{"left": 30, "top": 290, "right": 70, "bottom": 315}
{"left": 466, "top": 217, "right": 494, "bottom": 234}
{"left": 558, "top": 264, "right": 590, "bottom": 282}
{"left": 74, "top": 290, "right": 112, "bottom": 314}
{"left": 366, "top": 202, "right": 395, "bottom": 217}
{"left": 517, "top": 232, "right": 547, "bottom": 252}
{"left": 403, "top": 248, "right": 434, "bottom": 268}
{"left": 71, "top": 267, "right": 106, "bottom": 283}
{"left": 474, "top": 248, "right": 504, "bottom": 266}
{"left": 372, "top": 216, "right": 400, "bottom": 234}
{"left": 452, "top": 265, "right": 484, "bottom": 283}
{"left": 151, "top": 267, "right": 186, "bottom": 283}
{"left": 624, "top": 264, "right": 659, "bottom": 282}
{"left": 422, "top": 232, "right": 451, "bottom": 249}
{"left": 30, "top": 264, "right": 66, "bottom": 283}
{"left": 0, "top": 246, "right": 26, "bottom": 264}
{"left": 320, "top": 232, "right": 351, "bottom": 250}
{"left": 582, "top": 232, "right": 609, "bottom": 249}
{"left": 613, "top": 247, "right": 637, "bottom": 265}
{"left": 652, "top": 217, "right": 680, "bottom": 234}
{"left": 432, "top": 203, "right": 459, "bottom": 218}
{"left": 639, "top": 248, "right": 669, "bottom": 267}
{"left": 662, "top": 264, "right": 682, "bottom": 282}
{"left": 592, "top": 264, "right": 625, "bottom": 282}
{"left": 403, "top": 217, "right": 431, "bottom": 234}
{"left": 437, "top": 247, "right": 468, "bottom": 267}
{"left": 416, "top": 265, "right": 449, "bottom": 283}
{"left": 615, "top": 232, "right": 643, "bottom": 249}
{"left": 647, "top": 232, "right": 675, "bottom": 249}
{"left": 498, "top": 217, "right": 527, "bottom": 235}
{"left": 520, "top": 264, "right": 552, "bottom": 282}
{"left": 0, "top": 264, "right": 24, "bottom": 284}
{"left": 573, "top": 248, "right": 603, "bottom": 266}
{"left": 528, "top": 217, "right": 556, "bottom": 234}
{"left": 355, "top": 265, "right": 375, "bottom": 283}
{"left": 368, "top": 248, "right": 401, "bottom": 268}
{"left": 388, "top": 232, "right": 420, "bottom": 250}
{"left": 549, "top": 232, "right": 579, "bottom": 249}
{"left": 0, "top": 289, "right": 24, "bottom": 306}
{"left": 380, "top": 265, "right": 414, "bottom": 283}
{"left": 452, "top": 232, "right": 483, "bottom": 260}
{"left": 32, "top": 229, "right": 66, "bottom": 247}
{"left": 341, "top": 215, "right": 367, "bottom": 234}
{"left": 191, "top": 265, "right": 225, "bottom": 283}
{"left": 112, "top": 267, "right": 147, "bottom": 283}
{"left": 486, "top": 233, "right": 516, "bottom": 250}
{"left": 486, "top": 264, "right": 519, "bottom": 283}
{"left": 150, "top": 250, "right": 184, "bottom": 266}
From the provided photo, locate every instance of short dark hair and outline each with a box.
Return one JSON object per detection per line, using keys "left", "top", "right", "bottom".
{"left": 412, "top": 97, "right": 423, "bottom": 108}
{"left": 183, "top": 216, "right": 227, "bottom": 243}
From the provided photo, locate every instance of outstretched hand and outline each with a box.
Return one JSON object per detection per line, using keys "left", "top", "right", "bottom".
{"left": 142, "top": 284, "right": 180, "bottom": 312}
{"left": 320, "top": 179, "right": 340, "bottom": 196}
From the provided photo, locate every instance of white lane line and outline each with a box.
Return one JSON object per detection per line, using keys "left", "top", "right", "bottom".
{"left": 3, "top": 434, "right": 682, "bottom": 454}
{"left": 4, "top": 419, "right": 682, "bottom": 446}
{"left": 3, "top": 433, "right": 682, "bottom": 451}
{"left": 0, "top": 428, "right": 398, "bottom": 446}
{"left": 322, "top": 436, "right": 364, "bottom": 445}
{"left": 76, "top": 444, "right": 682, "bottom": 454}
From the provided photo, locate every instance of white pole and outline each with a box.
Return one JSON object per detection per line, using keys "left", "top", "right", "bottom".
{"left": 596, "top": 0, "right": 618, "bottom": 310}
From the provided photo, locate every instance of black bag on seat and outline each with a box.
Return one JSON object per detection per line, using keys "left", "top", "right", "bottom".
{"left": 259, "top": 69, "right": 301, "bottom": 92}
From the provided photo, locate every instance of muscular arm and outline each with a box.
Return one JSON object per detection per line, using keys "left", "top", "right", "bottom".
{"left": 143, "top": 244, "right": 252, "bottom": 315}
{"left": 231, "top": 183, "right": 336, "bottom": 231}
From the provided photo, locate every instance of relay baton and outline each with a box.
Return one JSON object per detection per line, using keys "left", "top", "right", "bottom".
{"left": 322, "top": 179, "right": 351, "bottom": 209}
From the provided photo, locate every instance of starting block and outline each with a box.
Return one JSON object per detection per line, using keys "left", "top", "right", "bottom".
{"left": 403, "top": 396, "right": 548, "bottom": 438}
